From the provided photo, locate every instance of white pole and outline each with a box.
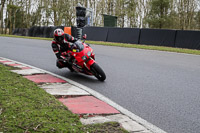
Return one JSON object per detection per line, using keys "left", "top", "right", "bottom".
{"left": 91, "top": 10, "right": 93, "bottom": 26}
{"left": 87, "top": 0, "right": 89, "bottom": 8}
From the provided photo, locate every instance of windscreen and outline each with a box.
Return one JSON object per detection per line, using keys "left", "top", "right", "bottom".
{"left": 72, "top": 40, "right": 84, "bottom": 52}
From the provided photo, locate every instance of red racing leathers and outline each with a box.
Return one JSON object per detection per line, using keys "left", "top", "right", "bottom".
{"left": 51, "top": 33, "right": 77, "bottom": 69}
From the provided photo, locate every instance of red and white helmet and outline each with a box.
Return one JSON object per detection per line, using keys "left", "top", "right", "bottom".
{"left": 54, "top": 28, "right": 64, "bottom": 43}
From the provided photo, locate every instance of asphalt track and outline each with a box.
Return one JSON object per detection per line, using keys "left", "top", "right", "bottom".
{"left": 1, "top": 37, "right": 200, "bottom": 133}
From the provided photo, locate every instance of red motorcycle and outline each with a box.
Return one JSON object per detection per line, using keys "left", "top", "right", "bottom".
{"left": 65, "top": 35, "right": 106, "bottom": 81}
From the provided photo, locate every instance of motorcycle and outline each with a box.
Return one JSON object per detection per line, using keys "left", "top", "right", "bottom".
{"left": 65, "top": 34, "right": 106, "bottom": 81}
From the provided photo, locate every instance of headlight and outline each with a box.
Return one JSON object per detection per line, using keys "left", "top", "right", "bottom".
{"left": 87, "top": 51, "right": 91, "bottom": 57}
{"left": 82, "top": 56, "right": 87, "bottom": 60}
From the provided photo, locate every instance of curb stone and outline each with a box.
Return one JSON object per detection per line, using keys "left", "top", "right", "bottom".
{"left": 40, "top": 83, "right": 90, "bottom": 96}
{"left": 0, "top": 57, "right": 167, "bottom": 133}
{"left": 11, "top": 69, "right": 45, "bottom": 75}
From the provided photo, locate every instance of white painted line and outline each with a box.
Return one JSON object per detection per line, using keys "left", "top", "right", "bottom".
{"left": 106, "top": 114, "right": 146, "bottom": 132}
{"left": 3, "top": 62, "right": 15, "bottom": 64}
{"left": 40, "top": 83, "right": 90, "bottom": 96}
{"left": 81, "top": 116, "right": 113, "bottom": 125}
{"left": 81, "top": 114, "right": 147, "bottom": 132}
{"left": 11, "top": 69, "right": 46, "bottom": 75}
{"left": 12, "top": 65, "right": 28, "bottom": 68}
{"left": 0, "top": 57, "right": 167, "bottom": 133}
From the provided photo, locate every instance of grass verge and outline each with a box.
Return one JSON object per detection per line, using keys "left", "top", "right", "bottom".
{"left": 1, "top": 34, "right": 199, "bottom": 55}
{"left": 0, "top": 64, "right": 127, "bottom": 133}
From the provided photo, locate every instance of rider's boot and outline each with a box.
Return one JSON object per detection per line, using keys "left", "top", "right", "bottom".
{"left": 65, "top": 62, "right": 74, "bottom": 72}
{"left": 56, "top": 60, "right": 65, "bottom": 69}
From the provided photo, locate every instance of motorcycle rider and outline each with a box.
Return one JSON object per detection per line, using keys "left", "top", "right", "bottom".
{"left": 51, "top": 28, "right": 78, "bottom": 70}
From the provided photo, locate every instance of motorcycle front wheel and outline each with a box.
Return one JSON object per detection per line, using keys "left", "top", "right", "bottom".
{"left": 91, "top": 63, "right": 106, "bottom": 81}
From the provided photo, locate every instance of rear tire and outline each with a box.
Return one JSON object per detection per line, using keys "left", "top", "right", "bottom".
{"left": 91, "top": 63, "right": 106, "bottom": 81}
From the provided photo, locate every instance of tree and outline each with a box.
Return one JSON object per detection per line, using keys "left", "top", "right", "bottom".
{"left": 115, "top": 0, "right": 127, "bottom": 28}
{"left": 7, "top": 3, "right": 20, "bottom": 34}
{"left": 126, "top": 0, "right": 137, "bottom": 27}
{"left": 137, "top": 0, "right": 150, "bottom": 28}
{"left": 176, "top": 0, "right": 198, "bottom": 30}
{"left": 195, "top": 11, "right": 200, "bottom": 29}
{"left": 1, "top": 0, "right": 200, "bottom": 34}
{"left": 145, "top": 0, "right": 172, "bottom": 29}
{"left": 0, "top": 0, "right": 6, "bottom": 34}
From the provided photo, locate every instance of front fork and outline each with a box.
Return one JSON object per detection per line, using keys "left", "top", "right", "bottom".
{"left": 84, "top": 57, "right": 95, "bottom": 70}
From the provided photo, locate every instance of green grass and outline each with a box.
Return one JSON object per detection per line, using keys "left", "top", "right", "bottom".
{"left": 0, "top": 64, "right": 127, "bottom": 133}
{"left": 1, "top": 34, "right": 199, "bottom": 55}
{"left": 0, "top": 34, "right": 52, "bottom": 41}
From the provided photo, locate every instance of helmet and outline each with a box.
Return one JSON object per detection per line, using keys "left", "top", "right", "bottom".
{"left": 54, "top": 28, "right": 64, "bottom": 43}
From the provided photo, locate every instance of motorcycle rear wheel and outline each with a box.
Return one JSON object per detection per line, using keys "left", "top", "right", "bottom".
{"left": 91, "top": 63, "right": 106, "bottom": 81}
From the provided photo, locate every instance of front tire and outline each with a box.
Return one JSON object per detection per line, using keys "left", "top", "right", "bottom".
{"left": 91, "top": 63, "right": 106, "bottom": 81}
